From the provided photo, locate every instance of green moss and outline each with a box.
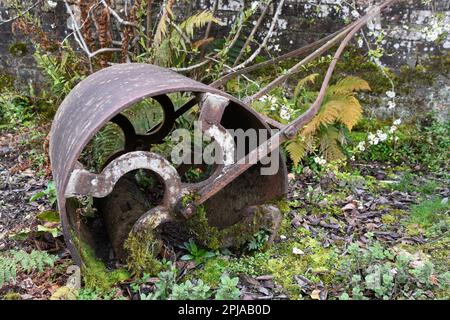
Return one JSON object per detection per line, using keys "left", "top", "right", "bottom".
{"left": 70, "top": 232, "right": 130, "bottom": 292}
{"left": 9, "top": 42, "right": 28, "bottom": 57}
{"left": 0, "top": 72, "right": 14, "bottom": 92}
{"left": 260, "top": 236, "right": 339, "bottom": 299}
{"left": 186, "top": 204, "right": 269, "bottom": 251}
{"left": 186, "top": 205, "right": 221, "bottom": 250}
{"left": 79, "top": 244, "right": 130, "bottom": 292}
{"left": 405, "top": 223, "right": 422, "bottom": 237}
{"left": 123, "top": 230, "right": 163, "bottom": 276}
{"left": 274, "top": 198, "right": 291, "bottom": 214}
{"left": 381, "top": 214, "right": 396, "bottom": 225}
{"left": 189, "top": 256, "right": 230, "bottom": 287}
{"left": 390, "top": 209, "right": 407, "bottom": 217}
{"left": 2, "top": 292, "right": 22, "bottom": 300}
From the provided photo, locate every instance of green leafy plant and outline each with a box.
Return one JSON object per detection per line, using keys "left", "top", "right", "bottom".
{"left": 338, "top": 235, "right": 448, "bottom": 299}
{"left": 180, "top": 239, "right": 216, "bottom": 264}
{"left": 30, "top": 181, "right": 57, "bottom": 207}
{"left": 140, "top": 262, "right": 177, "bottom": 300}
{"left": 409, "top": 197, "right": 449, "bottom": 227}
{"left": 0, "top": 250, "right": 58, "bottom": 287}
{"left": 247, "top": 230, "right": 269, "bottom": 252}
{"left": 214, "top": 274, "right": 240, "bottom": 300}
{"left": 170, "top": 279, "right": 211, "bottom": 300}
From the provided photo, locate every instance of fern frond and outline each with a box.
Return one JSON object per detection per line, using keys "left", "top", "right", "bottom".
{"left": 180, "top": 10, "right": 219, "bottom": 39}
{"left": 294, "top": 73, "right": 319, "bottom": 97}
{"left": 302, "top": 100, "right": 344, "bottom": 135}
{"left": 330, "top": 76, "right": 370, "bottom": 95}
{"left": 294, "top": 73, "right": 319, "bottom": 98}
{"left": 337, "top": 95, "right": 363, "bottom": 131}
{"left": 286, "top": 137, "right": 307, "bottom": 167}
{"left": 318, "top": 127, "right": 345, "bottom": 161}
{"left": 0, "top": 250, "right": 57, "bottom": 288}
{"left": 153, "top": 1, "right": 174, "bottom": 47}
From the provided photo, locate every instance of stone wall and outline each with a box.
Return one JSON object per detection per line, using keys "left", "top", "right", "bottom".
{"left": 0, "top": 0, "right": 449, "bottom": 118}
{"left": 0, "top": 0, "right": 67, "bottom": 88}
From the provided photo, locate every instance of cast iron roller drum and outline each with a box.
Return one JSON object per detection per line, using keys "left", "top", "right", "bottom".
{"left": 49, "top": 63, "right": 287, "bottom": 267}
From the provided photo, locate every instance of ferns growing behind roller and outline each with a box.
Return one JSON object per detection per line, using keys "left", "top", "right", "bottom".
{"left": 286, "top": 75, "right": 370, "bottom": 167}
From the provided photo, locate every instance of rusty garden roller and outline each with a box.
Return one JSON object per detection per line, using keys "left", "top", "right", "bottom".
{"left": 49, "top": 1, "right": 397, "bottom": 267}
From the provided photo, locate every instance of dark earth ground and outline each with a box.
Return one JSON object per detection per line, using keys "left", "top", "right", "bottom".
{"left": 0, "top": 127, "right": 449, "bottom": 300}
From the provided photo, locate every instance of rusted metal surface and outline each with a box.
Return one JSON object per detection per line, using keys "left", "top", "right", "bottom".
{"left": 50, "top": 63, "right": 287, "bottom": 265}
{"left": 50, "top": 0, "right": 397, "bottom": 266}
{"left": 65, "top": 151, "right": 182, "bottom": 206}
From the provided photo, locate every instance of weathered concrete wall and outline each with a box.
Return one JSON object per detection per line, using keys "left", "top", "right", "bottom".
{"left": 1, "top": 0, "right": 449, "bottom": 119}
{"left": 0, "top": 0, "right": 67, "bottom": 88}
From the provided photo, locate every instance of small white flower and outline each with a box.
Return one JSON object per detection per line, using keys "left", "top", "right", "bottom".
{"left": 389, "top": 126, "right": 397, "bottom": 133}
{"left": 350, "top": 155, "right": 355, "bottom": 161}
{"left": 393, "top": 119, "right": 402, "bottom": 125}
{"left": 357, "top": 141, "right": 366, "bottom": 152}
{"left": 280, "top": 106, "right": 291, "bottom": 121}
{"left": 378, "top": 132, "right": 387, "bottom": 142}
{"left": 357, "top": 38, "right": 364, "bottom": 48}
{"left": 292, "top": 247, "right": 304, "bottom": 255}
{"left": 368, "top": 132, "right": 380, "bottom": 145}
{"left": 47, "top": 0, "right": 57, "bottom": 8}
{"left": 386, "top": 91, "right": 396, "bottom": 99}
{"left": 280, "top": 235, "right": 287, "bottom": 240}
{"left": 313, "top": 156, "right": 326, "bottom": 165}
{"left": 387, "top": 101, "right": 396, "bottom": 109}
{"left": 251, "top": 1, "right": 259, "bottom": 10}
{"left": 351, "top": 10, "right": 360, "bottom": 18}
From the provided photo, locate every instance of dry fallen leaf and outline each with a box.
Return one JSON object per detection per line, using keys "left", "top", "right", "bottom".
{"left": 310, "top": 289, "right": 321, "bottom": 300}
{"left": 342, "top": 202, "right": 357, "bottom": 211}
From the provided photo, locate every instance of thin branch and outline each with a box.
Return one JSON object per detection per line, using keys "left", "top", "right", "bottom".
{"left": 64, "top": 0, "right": 90, "bottom": 55}
{"left": 146, "top": 0, "right": 153, "bottom": 47}
{"left": 170, "top": 20, "right": 191, "bottom": 45}
{"left": 170, "top": 59, "right": 210, "bottom": 72}
{"left": 232, "top": 0, "right": 285, "bottom": 71}
{"left": 88, "top": 47, "right": 122, "bottom": 58}
{"left": 0, "top": 0, "right": 42, "bottom": 26}
{"left": 200, "top": 0, "right": 219, "bottom": 58}
{"left": 100, "top": 0, "right": 138, "bottom": 27}
{"left": 233, "top": 0, "right": 271, "bottom": 66}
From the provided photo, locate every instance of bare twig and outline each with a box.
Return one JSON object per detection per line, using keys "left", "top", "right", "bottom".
{"left": 88, "top": 47, "right": 122, "bottom": 58}
{"left": 232, "top": 0, "right": 285, "bottom": 71}
{"left": 64, "top": 0, "right": 91, "bottom": 55}
{"left": 0, "top": 0, "right": 42, "bottom": 26}
{"left": 100, "top": 0, "right": 138, "bottom": 27}
{"left": 169, "top": 59, "right": 210, "bottom": 72}
{"left": 146, "top": 0, "right": 153, "bottom": 47}
{"left": 233, "top": 0, "right": 272, "bottom": 66}
{"left": 200, "top": 0, "right": 219, "bottom": 58}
